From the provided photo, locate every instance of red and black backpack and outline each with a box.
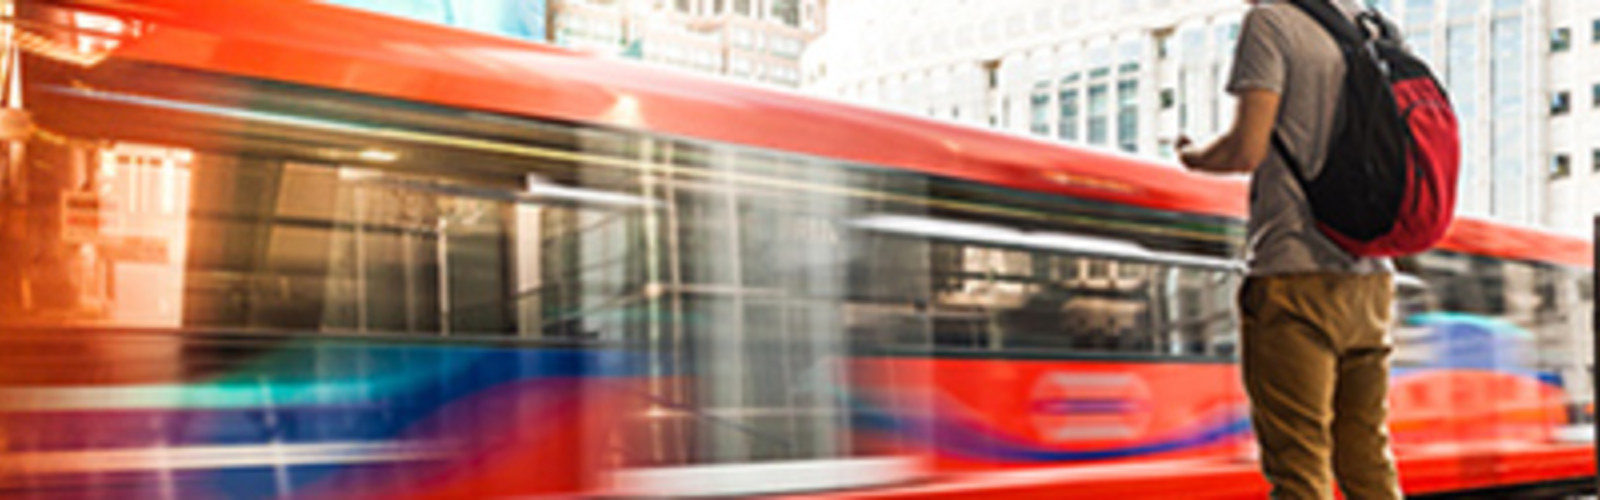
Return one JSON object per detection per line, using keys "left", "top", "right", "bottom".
{"left": 1279, "top": 0, "right": 1460, "bottom": 258}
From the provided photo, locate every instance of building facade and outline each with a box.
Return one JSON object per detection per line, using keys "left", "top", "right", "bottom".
{"left": 326, "top": 0, "right": 824, "bottom": 88}
{"left": 1374, "top": 0, "right": 1548, "bottom": 230}
{"left": 1543, "top": 0, "right": 1600, "bottom": 236}
{"left": 327, "top": 0, "right": 549, "bottom": 40}
{"left": 806, "top": 0, "right": 1228, "bottom": 160}
{"left": 551, "top": 0, "right": 826, "bottom": 87}
{"left": 805, "top": 0, "right": 1573, "bottom": 229}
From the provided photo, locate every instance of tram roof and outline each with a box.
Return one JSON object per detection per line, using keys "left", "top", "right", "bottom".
{"left": 52, "top": 0, "right": 1594, "bottom": 269}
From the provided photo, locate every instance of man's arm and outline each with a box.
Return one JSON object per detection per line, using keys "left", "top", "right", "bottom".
{"left": 1179, "top": 88, "right": 1281, "bottom": 174}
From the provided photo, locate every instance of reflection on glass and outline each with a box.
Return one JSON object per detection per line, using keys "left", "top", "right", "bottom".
{"left": 1448, "top": 0, "right": 1480, "bottom": 20}
{"left": 1398, "top": 253, "right": 1594, "bottom": 424}
{"left": 1031, "top": 84, "right": 1051, "bottom": 137}
{"left": 1117, "top": 79, "right": 1139, "bottom": 153}
{"left": 1410, "top": 30, "right": 1435, "bottom": 65}
{"left": 1490, "top": 16, "right": 1526, "bottom": 221}
{"left": 1447, "top": 24, "right": 1479, "bottom": 201}
{"left": 1407, "top": 0, "right": 1436, "bottom": 26}
{"left": 1088, "top": 83, "right": 1110, "bottom": 146}
{"left": 1059, "top": 88, "right": 1080, "bottom": 141}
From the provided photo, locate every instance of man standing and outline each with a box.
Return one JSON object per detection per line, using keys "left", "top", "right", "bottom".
{"left": 1178, "top": 1, "right": 1403, "bottom": 499}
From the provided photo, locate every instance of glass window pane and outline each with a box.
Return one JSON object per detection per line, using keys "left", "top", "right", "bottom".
{"left": 928, "top": 244, "right": 1236, "bottom": 357}
{"left": 1491, "top": 17, "right": 1525, "bottom": 221}
{"left": 1552, "top": 154, "right": 1571, "bottom": 178}
{"left": 1031, "top": 83, "right": 1052, "bottom": 136}
{"left": 1448, "top": 0, "right": 1480, "bottom": 19}
{"left": 1117, "top": 79, "right": 1139, "bottom": 153}
{"left": 1410, "top": 30, "right": 1435, "bottom": 65}
{"left": 1371, "top": 0, "right": 1396, "bottom": 17}
{"left": 1552, "top": 27, "right": 1572, "bottom": 52}
{"left": 1447, "top": 25, "right": 1479, "bottom": 197}
{"left": 1407, "top": 0, "right": 1436, "bottom": 26}
{"left": 1059, "top": 88, "right": 1080, "bottom": 141}
{"left": 1088, "top": 83, "right": 1110, "bottom": 145}
{"left": 1552, "top": 91, "right": 1571, "bottom": 115}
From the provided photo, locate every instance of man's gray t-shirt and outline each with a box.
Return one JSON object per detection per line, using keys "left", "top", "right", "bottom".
{"left": 1227, "top": 0, "right": 1391, "bottom": 276}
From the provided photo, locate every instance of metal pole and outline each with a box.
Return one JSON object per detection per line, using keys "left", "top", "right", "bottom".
{"left": 1592, "top": 214, "right": 1597, "bottom": 493}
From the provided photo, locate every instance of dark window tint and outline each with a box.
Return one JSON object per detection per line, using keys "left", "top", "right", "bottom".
{"left": 1552, "top": 27, "right": 1572, "bottom": 51}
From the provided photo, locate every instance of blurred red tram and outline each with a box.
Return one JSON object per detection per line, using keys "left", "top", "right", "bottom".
{"left": 0, "top": 1, "right": 1592, "bottom": 498}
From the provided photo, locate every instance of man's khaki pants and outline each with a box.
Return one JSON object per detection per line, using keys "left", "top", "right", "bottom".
{"left": 1239, "top": 273, "right": 1403, "bottom": 500}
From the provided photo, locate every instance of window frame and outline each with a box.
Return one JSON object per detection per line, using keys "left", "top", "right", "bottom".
{"left": 1552, "top": 90, "right": 1572, "bottom": 115}
{"left": 1552, "top": 26, "right": 1572, "bottom": 52}
{"left": 1552, "top": 153, "right": 1572, "bottom": 179}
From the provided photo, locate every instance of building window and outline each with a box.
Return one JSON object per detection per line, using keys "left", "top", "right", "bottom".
{"left": 1593, "top": 149, "right": 1600, "bottom": 173}
{"left": 1160, "top": 88, "right": 1176, "bottom": 109}
{"left": 1410, "top": 30, "right": 1435, "bottom": 65}
{"left": 926, "top": 244, "right": 1237, "bottom": 356}
{"left": 1489, "top": 16, "right": 1527, "bottom": 222}
{"left": 1059, "top": 88, "right": 1080, "bottom": 141}
{"left": 1087, "top": 83, "right": 1110, "bottom": 146}
{"left": 1552, "top": 27, "right": 1571, "bottom": 52}
{"left": 1117, "top": 79, "right": 1138, "bottom": 153}
{"left": 771, "top": 0, "right": 801, "bottom": 26}
{"left": 1448, "top": 0, "right": 1479, "bottom": 20}
{"left": 1177, "top": 71, "right": 1188, "bottom": 129}
{"left": 1447, "top": 25, "right": 1479, "bottom": 186}
{"left": 1406, "top": 0, "right": 1435, "bottom": 26}
{"left": 1551, "top": 153, "right": 1571, "bottom": 179}
{"left": 1593, "top": 19, "right": 1600, "bottom": 43}
{"left": 1030, "top": 84, "right": 1052, "bottom": 137}
{"left": 1552, "top": 91, "right": 1571, "bottom": 115}
{"left": 1593, "top": 83, "right": 1600, "bottom": 107}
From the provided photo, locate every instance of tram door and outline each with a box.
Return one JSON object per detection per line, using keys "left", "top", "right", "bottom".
{"left": 601, "top": 141, "right": 923, "bottom": 497}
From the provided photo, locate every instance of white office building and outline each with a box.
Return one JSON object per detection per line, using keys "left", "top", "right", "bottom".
{"left": 805, "top": 0, "right": 1577, "bottom": 230}
{"left": 1543, "top": 0, "right": 1600, "bottom": 237}
{"left": 552, "top": 0, "right": 826, "bottom": 87}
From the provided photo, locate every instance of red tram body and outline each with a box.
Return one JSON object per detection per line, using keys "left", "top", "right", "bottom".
{"left": 0, "top": 1, "right": 1593, "bottom": 498}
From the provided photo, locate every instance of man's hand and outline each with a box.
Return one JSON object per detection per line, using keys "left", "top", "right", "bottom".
{"left": 1177, "top": 89, "right": 1281, "bottom": 174}
{"left": 1176, "top": 135, "right": 1198, "bottom": 170}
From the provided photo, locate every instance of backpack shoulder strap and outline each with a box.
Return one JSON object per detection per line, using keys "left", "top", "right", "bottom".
{"left": 1271, "top": 131, "right": 1312, "bottom": 185}
{"left": 1271, "top": 0, "right": 1369, "bottom": 186}
{"left": 1283, "top": 0, "right": 1368, "bottom": 47}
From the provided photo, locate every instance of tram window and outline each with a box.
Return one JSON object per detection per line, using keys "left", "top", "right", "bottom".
{"left": 1116, "top": 261, "right": 1148, "bottom": 279}
{"left": 1405, "top": 251, "right": 1593, "bottom": 406}
{"left": 925, "top": 241, "right": 1237, "bottom": 358}
{"left": 178, "top": 159, "right": 658, "bottom": 338}
{"left": 1087, "top": 260, "right": 1112, "bottom": 279}
{"left": 1417, "top": 252, "right": 1504, "bottom": 314}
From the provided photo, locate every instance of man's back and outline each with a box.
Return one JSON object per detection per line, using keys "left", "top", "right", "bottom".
{"left": 1229, "top": 0, "right": 1389, "bottom": 276}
